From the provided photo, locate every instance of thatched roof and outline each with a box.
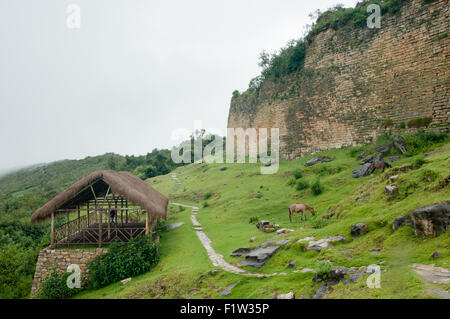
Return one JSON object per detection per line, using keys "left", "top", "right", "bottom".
{"left": 31, "top": 170, "right": 168, "bottom": 224}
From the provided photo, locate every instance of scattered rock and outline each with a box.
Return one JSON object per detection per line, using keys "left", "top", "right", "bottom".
{"left": 385, "top": 185, "right": 398, "bottom": 195}
{"left": 287, "top": 261, "right": 296, "bottom": 269}
{"left": 389, "top": 156, "right": 401, "bottom": 163}
{"left": 391, "top": 135, "right": 408, "bottom": 154}
{"left": 351, "top": 223, "right": 369, "bottom": 237}
{"left": 305, "top": 156, "right": 333, "bottom": 167}
{"left": 360, "top": 155, "right": 375, "bottom": 165}
{"left": 374, "top": 143, "right": 391, "bottom": 157}
{"left": 230, "top": 248, "right": 251, "bottom": 257}
{"left": 352, "top": 163, "right": 372, "bottom": 179}
{"left": 357, "top": 151, "right": 367, "bottom": 159}
{"left": 296, "top": 236, "right": 315, "bottom": 243}
{"left": 313, "top": 283, "right": 330, "bottom": 299}
{"left": 166, "top": 222, "right": 185, "bottom": 230}
{"left": 269, "top": 293, "right": 277, "bottom": 299}
{"left": 344, "top": 273, "right": 362, "bottom": 285}
{"left": 121, "top": 278, "right": 132, "bottom": 285}
{"left": 431, "top": 252, "right": 442, "bottom": 259}
{"left": 356, "top": 196, "right": 366, "bottom": 202}
{"left": 393, "top": 215, "right": 413, "bottom": 231}
{"left": 277, "top": 228, "right": 288, "bottom": 235}
{"left": 220, "top": 281, "right": 240, "bottom": 296}
{"left": 256, "top": 220, "right": 276, "bottom": 233}
{"left": 189, "top": 290, "right": 199, "bottom": 295}
{"left": 389, "top": 175, "right": 399, "bottom": 184}
{"left": 299, "top": 268, "right": 316, "bottom": 273}
{"left": 364, "top": 265, "right": 380, "bottom": 274}
{"left": 411, "top": 201, "right": 450, "bottom": 238}
{"left": 370, "top": 251, "right": 381, "bottom": 255}
{"left": 330, "top": 266, "right": 349, "bottom": 282}
{"left": 277, "top": 292, "right": 295, "bottom": 299}
{"left": 196, "top": 274, "right": 206, "bottom": 282}
{"left": 305, "top": 236, "right": 346, "bottom": 252}
{"left": 209, "top": 270, "right": 220, "bottom": 276}
{"left": 220, "top": 167, "right": 227, "bottom": 171}
{"left": 238, "top": 246, "right": 281, "bottom": 269}
{"left": 249, "top": 237, "right": 256, "bottom": 243}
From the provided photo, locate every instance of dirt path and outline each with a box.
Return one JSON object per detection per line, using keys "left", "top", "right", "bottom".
{"left": 411, "top": 264, "right": 450, "bottom": 299}
{"left": 169, "top": 174, "right": 282, "bottom": 278}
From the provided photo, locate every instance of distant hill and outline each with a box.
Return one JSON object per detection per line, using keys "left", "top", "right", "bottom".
{"left": 0, "top": 150, "right": 181, "bottom": 223}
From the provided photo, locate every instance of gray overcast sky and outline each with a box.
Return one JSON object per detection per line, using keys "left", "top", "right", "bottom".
{"left": 0, "top": 0, "right": 358, "bottom": 170}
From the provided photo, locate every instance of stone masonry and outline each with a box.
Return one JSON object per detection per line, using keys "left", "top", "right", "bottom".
{"left": 228, "top": 0, "right": 449, "bottom": 159}
{"left": 31, "top": 247, "right": 108, "bottom": 296}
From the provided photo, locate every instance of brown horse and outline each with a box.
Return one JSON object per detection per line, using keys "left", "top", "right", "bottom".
{"left": 289, "top": 204, "right": 315, "bottom": 222}
{"left": 370, "top": 160, "right": 392, "bottom": 174}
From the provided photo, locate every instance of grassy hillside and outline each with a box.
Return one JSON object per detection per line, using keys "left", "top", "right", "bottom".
{"left": 78, "top": 133, "right": 450, "bottom": 299}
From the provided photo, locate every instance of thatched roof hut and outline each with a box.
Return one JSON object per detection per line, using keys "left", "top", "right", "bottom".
{"left": 31, "top": 170, "right": 168, "bottom": 248}
{"left": 31, "top": 170, "right": 168, "bottom": 223}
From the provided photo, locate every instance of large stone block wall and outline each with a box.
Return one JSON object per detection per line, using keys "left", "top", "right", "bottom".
{"left": 31, "top": 247, "right": 108, "bottom": 296}
{"left": 228, "top": 0, "right": 449, "bottom": 159}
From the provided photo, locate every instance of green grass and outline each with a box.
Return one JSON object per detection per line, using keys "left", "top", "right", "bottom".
{"left": 78, "top": 141, "right": 450, "bottom": 299}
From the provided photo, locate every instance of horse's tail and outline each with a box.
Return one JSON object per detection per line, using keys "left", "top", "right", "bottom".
{"left": 288, "top": 207, "right": 292, "bottom": 222}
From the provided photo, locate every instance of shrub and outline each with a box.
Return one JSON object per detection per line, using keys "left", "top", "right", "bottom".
{"left": 403, "top": 131, "right": 449, "bottom": 156}
{"left": 87, "top": 236, "right": 160, "bottom": 290}
{"left": 413, "top": 157, "right": 426, "bottom": 169}
{"left": 249, "top": 216, "right": 259, "bottom": 224}
{"left": 315, "top": 261, "right": 333, "bottom": 281}
{"left": 310, "top": 217, "right": 329, "bottom": 229}
{"left": 421, "top": 170, "right": 438, "bottom": 182}
{"left": 203, "top": 201, "right": 210, "bottom": 208}
{"left": 203, "top": 192, "right": 213, "bottom": 200}
{"left": 398, "top": 122, "right": 406, "bottom": 129}
{"left": 37, "top": 268, "right": 78, "bottom": 299}
{"left": 311, "top": 178, "right": 324, "bottom": 196}
{"left": 178, "top": 206, "right": 186, "bottom": 212}
{"left": 407, "top": 117, "right": 432, "bottom": 128}
{"left": 287, "top": 177, "right": 296, "bottom": 186}
{"left": 295, "top": 180, "right": 310, "bottom": 191}
{"left": 398, "top": 181, "right": 419, "bottom": 200}
{"left": 382, "top": 119, "right": 394, "bottom": 128}
{"left": 293, "top": 169, "right": 303, "bottom": 179}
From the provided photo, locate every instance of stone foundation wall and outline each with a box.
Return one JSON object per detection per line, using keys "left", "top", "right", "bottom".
{"left": 228, "top": 0, "right": 449, "bottom": 159}
{"left": 31, "top": 247, "right": 108, "bottom": 296}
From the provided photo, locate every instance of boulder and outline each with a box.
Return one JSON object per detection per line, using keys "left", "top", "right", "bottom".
{"left": 351, "top": 223, "right": 369, "bottom": 237}
{"left": 431, "top": 252, "right": 442, "bottom": 259}
{"left": 344, "top": 273, "right": 362, "bottom": 285}
{"left": 374, "top": 143, "right": 391, "bottom": 157}
{"left": 393, "top": 215, "right": 412, "bottom": 231}
{"left": 352, "top": 163, "right": 372, "bottom": 179}
{"left": 330, "top": 266, "right": 349, "bottom": 282}
{"left": 277, "top": 228, "right": 288, "bottom": 235}
{"left": 277, "top": 292, "right": 295, "bottom": 299}
{"left": 287, "top": 261, "right": 296, "bottom": 269}
{"left": 389, "top": 156, "right": 401, "bottom": 163}
{"left": 249, "top": 237, "right": 256, "bottom": 243}
{"left": 220, "top": 167, "right": 227, "bottom": 171}
{"left": 389, "top": 175, "right": 399, "bottom": 184}
{"left": 412, "top": 201, "right": 450, "bottom": 238}
{"left": 305, "top": 156, "right": 333, "bottom": 167}
{"left": 256, "top": 220, "right": 270, "bottom": 230}
{"left": 236, "top": 246, "right": 281, "bottom": 269}
{"left": 121, "top": 278, "right": 132, "bottom": 285}
{"left": 385, "top": 185, "right": 398, "bottom": 195}
{"left": 391, "top": 135, "right": 408, "bottom": 154}
{"left": 305, "top": 236, "right": 346, "bottom": 252}
{"left": 220, "top": 282, "right": 240, "bottom": 296}
{"left": 313, "top": 283, "right": 330, "bottom": 299}
{"left": 360, "top": 155, "right": 375, "bottom": 165}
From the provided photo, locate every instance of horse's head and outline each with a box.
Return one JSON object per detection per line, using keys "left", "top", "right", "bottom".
{"left": 310, "top": 208, "right": 316, "bottom": 216}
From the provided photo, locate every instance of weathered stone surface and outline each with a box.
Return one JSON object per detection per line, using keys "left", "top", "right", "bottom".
{"left": 220, "top": 281, "right": 240, "bottom": 296}
{"left": 277, "top": 292, "right": 295, "bottom": 299}
{"left": 305, "top": 156, "right": 333, "bottom": 167}
{"left": 228, "top": 0, "right": 449, "bottom": 160}
{"left": 389, "top": 156, "right": 401, "bottom": 163}
{"left": 121, "top": 278, "right": 132, "bottom": 285}
{"left": 393, "top": 215, "right": 412, "bottom": 231}
{"left": 344, "top": 273, "right": 362, "bottom": 285}
{"left": 238, "top": 246, "right": 281, "bottom": 269}
{"left": 31, "top": 247, "right": 108, "bottom": 295}
{"left": 385, "top": 185, "right": 398, "bottom": 195}
{"left": 351, "top": 223, "right": 369, "bottom": 237}
{"left": 305, "top": 236, "right": 346, "bottom": 251}
{"left": 411, "top": 201, "right": 450, "bottom": 238}
{"left": 352, "top": 163, "right": 372, "bottom": 179}
{"left": 287, "top": 261, "right": 296, "bottom": 269}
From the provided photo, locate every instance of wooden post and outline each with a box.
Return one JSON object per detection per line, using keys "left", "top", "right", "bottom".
{"left": 125, "top": 200, "right": 129, "bottom": 224}
{"left": 120, "top": 198, "right": 124, "bottom": 226}
{"left": 107, "top": 210, "right": 111, "bottom": 240}
{"left": 145, "top": 211, "right": 150, "bottom": 235}
{"left": 98, "top": 209, "right": 103, "bottom": 248}
{"left": 66, "top": 211, "right": 69, "bottom": 240}
{"left": 87, "top": 201, "right": 90, "bottom": 226}
{"left": 51, "top": 212, "right": 55, "bottom": 249}
{"left": 77, "top": 205, "right": 80, "bottom": 232}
